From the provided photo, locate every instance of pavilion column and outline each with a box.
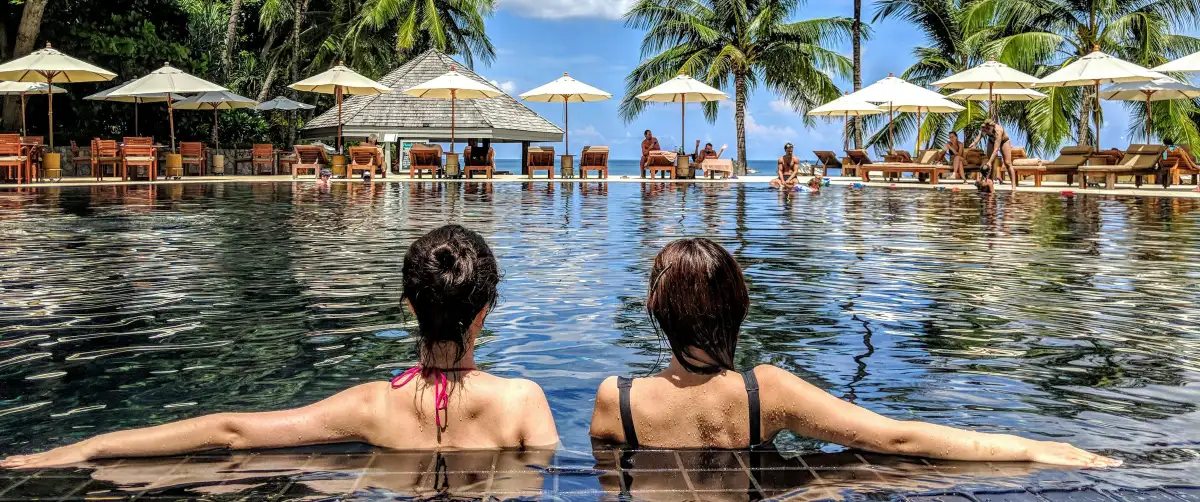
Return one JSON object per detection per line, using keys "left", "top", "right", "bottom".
{"left": 521, "top": 141, "right": 530, "bottom": 175}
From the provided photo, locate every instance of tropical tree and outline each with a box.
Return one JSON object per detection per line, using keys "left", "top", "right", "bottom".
{"left": 852, "top": 0, "right": 863, "bottom": 148}
{"left": 975, "top": 0, "right": 1200, "bottom": 150}
{"left": 1, "top": 0, "right": 49, "bottom": 130}
{"left": 621, "top": 0, "right": 858, "bottom": 174}
{"left": 354, "top": 0, "right": 496, "bottom": 68}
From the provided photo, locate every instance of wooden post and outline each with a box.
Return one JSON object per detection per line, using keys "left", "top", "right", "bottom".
{"left": 521, "top": 141, "right": 530, "bottom": 176}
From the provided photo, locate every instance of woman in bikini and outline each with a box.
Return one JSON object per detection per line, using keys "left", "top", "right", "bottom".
{"left": 970, "top": 120, "right": 1017, "bottom": 190}
{"left": 3, "top": 225, "right": 558, "bottom": 469}
{"left": 590, "top": 238, "right": 1119, "bottom": 468}
{"left": 945, "top": 131, "right": 966, "bottom": 181}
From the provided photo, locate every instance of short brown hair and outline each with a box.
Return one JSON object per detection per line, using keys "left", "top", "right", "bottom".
{"left": 647, "top": 238, "right": 749, "bottom": 373}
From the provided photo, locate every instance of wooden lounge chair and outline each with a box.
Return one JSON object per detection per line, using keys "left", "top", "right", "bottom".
{"left": 293, "top": 145, "right": 328, "bottom": 178}
{"left": 1162, "top": 146, "right": 1199, "bottom": 187}
{"left": 812, "top": 151, "right": 840, "bottom": 176}
{"left": 251, "top": 144, "right": 276, "bottom": 175}
{"left": 71, "top": 140, "right": 92, "bottom": 176}
{"left": 93, "top": 139, "right": 121, "bottom": 181}
{"left": 1079, "top": 144, "right": 1167, "bottom": 189}
{"left": 348, "top": 146, "right": 379, "bottom": 179}
{"left": 1012, "top": 145, "right": 1091, "bottom": 187}
{"left": 527, "top": 146, "right": 555, "bottom": 179}
{"left": 122, "top": 143, "right": 158, "bottom": 181}
{"left": 0, "top": 134, "right": 28, "bottom": 184}
{"left": 179, "top": 142, "right": 206, "bottom": 177}
{"left": 843, "top": 149, "right": 873, "bottom": 180}
{"left": 874, "top": 149, "right": 949, "bottom": 184}
{"left": 464, "top": 146, "right": 494, "bottom": 179}
{"left": 644, "top": 150, "right": 677, "bottom": 179}
{"left": 409, "top": 145, "right": 441, "bottom": 178}
{"left": 580, "top": 146, "right": 609, "bottom": 179}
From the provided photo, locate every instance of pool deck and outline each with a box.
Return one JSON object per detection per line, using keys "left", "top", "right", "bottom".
{"left": 3, "top": 174, "right": 1200, "bottom": 198}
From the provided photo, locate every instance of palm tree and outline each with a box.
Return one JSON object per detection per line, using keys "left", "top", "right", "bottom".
{"left": 621, "top": 0, "right": 858, "bottom": 174}
{"left": 975, "top": 0, "right": 1200, "bottom": 149}
{"left": 853, "top": 0, "right": 863, "bottom": 149}
{"left": 355, "top": 0, "right": 496, "bottom": 68}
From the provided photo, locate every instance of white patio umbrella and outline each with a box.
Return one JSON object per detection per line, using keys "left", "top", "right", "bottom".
{"left": 0, "top": 43, "right": 116, "bottom": 147}
{"left": 85, "top": 81, "right": 171, "bottom": 137}
{"left": 520, "top": 72, "right": 611, "bottom": 155}
{"left": 1034, "top": 47, "right": 1162, "bottom": 148}
{"left": 636, "top": 74, "right": 728, "bottom": 152}
{"left": 290, "top": 62, "right": 389, "bottom": 153}
{"left": 1153, "top": 51, "right": 1200, "bottom": 74}
{"left": 108, "top": 62, "right": 228, "bottom": 152}
{"left": 1100, "top": 78, "right": 1200, "bottom": 141}
{"left": 948, "top": 89, "right": 1047, "bottom": 131}
{"left": 807, "top": 92, "right": 884, "bottom": 151}
{"left": 933, "top": 57, "right": 1041, "bottom": 119}
{"left": 851, "top": 73, "right": 964, "bottom": 153}
{"left": 254, "top": 96, "right": 315, "bottom": 111}
{"left": 402, "top": 66, "right": 503, "bottom": 153}
{"left": 0, "top": 81, "right": 66, "bottom": 136}
{"left": 172, "top": 91, "right": 257, "bottom": 149}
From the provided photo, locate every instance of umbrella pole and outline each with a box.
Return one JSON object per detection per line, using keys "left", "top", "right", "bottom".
{"left": 451, "top": 90, "right": 456, "bottom": 153}
{"left": 888, "top": 105, "right": 894, "bottom": 154}
{"left": 1094, "top": 80, "right": 1101, "bottom": 149}
{"left": 680, "top": 95, "right": 685, "bottom": 154}
{"left": 914, "top": 107, "right": 922, "bottom": 154}
{"left": 989, "top": 82, "right": 995, "bottom": 120}
{"left": 336, "top": 85, "right": 343, "bottom": 154}
{"left": 214, "top": 108, "right": 220, "bottom": 150}
{"left": 45, "top": 71, "right": 58, "bottom": 148}
{"left": 168, "top": 92, "right": 177, "bottom": 152}
{"left": 1146, "top": 93, "right": 1152, "bottom": 142}
{"left": 20, "top": 92, "right": 26, "bottom": 137}
{"left": 844, "top": 112, "right": 849, "bottom": 152}
{"left": 564, "top": 96, "right": 570, "bottom": 155}
{"left": 135, "top": 102, "right": 140, "bottom": 137}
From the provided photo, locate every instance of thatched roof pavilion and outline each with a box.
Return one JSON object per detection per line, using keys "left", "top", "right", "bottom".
{"left": 302, "top": 50, "right": 563, "bottom": 144}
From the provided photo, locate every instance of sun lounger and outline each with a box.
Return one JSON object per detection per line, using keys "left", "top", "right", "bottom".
{"left": 1163, "top": 146, "right": 1199, "bottom": 187}
{"left": 408, "top": 145, "right": 441, "bottom": 178}
{"left": 872, "top": 149, "right": 949, "bottom": 184}
{"left": 464, "top": 146, "right": 494, "bottom": 179}
{"left": 348, "top": 146, "right": 380, "bottom": 179}
{"left": 580, "top": 146, "right": 609, "bottom": 179}
{"left": 812, "top": 151, "right": 840, "bottom": 176}
{"left": 1079, "top": 144, "right": 1167, "bottom": 189}
{"left": 644, "top": 150, "right": 677, "bottom": 179}
{"left": 1012, "top": 145, "right": 1090, "bottom": 187}
{"left": 293, "top": 145, "right": 328, "bottom": 178}
{"left": 843, "top": 149, "right": 872, "bottom": 179}
{"left": 527, "top": 146, "right": 555, "bottom": 179}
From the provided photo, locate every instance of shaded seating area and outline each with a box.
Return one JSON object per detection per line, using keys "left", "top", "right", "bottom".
{"left": 1079, "top": 144, "right": 1167, "bottom": 189}
{"left": 408, "top": 144, "right": 442, "bottom": 178}
{"left": 1013, "top": 145, "right": 1091, "bottom": 187}
{"left": 643, "top": 150, "right": 677, "bottom": 179}
{"left": 579, "top": 146, "right": 609, "bottom": 179}
{"left": 1163, "top": 146, "right": 1199, "bottom": 187}
{"left": 293, "top": 145, "right": 328, "bottom": 178}
{"left": 812, "top": 151, "right": 840, "bottom": 176}
{"left": 348, "top": 146, "right": 383, "bottom": 178}
{"left": 527, "top": 146, "right": 555, "bottom": 179}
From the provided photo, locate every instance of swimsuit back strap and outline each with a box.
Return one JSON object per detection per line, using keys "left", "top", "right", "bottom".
{"left": 617, "top": 376, "right": 640, "bottom": 448}
{"left": 741, "top": 369, "right": 762, "bottom": 447}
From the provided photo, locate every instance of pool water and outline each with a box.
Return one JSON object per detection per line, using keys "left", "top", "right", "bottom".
{"left": 1, "top": 182, "right": 1198, "bottom": 499}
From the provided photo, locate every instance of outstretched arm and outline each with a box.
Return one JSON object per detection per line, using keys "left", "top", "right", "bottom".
{"left": 758, "top": 366, "right": 1118, "bottom": 467}
{"left": 968, "top": 133, "right": 984, "bottom": 149}
{"left": 2, "top": 383, "right": 383, "bottom": 469}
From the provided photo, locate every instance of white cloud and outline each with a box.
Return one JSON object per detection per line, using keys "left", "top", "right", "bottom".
{"left": 498, "top": 0, "right": 637, "bottom": 19}
{"left": 744, "top": 111, "right": 797, "bottom": 141}
{"left": 570, "top": 125, "right": 606, "bottom": 141}
{"left": 487, "top": 79, "right": 517, "bottom": 93}
{"left": 770, "top": 98, "right": 795, "bottom": 114}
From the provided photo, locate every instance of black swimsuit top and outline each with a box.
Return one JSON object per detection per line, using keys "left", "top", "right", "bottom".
{"left": 616, "top": 369, "right": 764, "bottom": 449}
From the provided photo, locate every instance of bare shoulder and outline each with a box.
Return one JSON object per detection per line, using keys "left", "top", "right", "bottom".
{"left": 506, "top": 377, "right": 549, "bottom": 401}
{"left": 589, "top": 376, "right": 621, "bottom": 440}
{"left": 594, "top": 376, "right": 620, "bottom": 409}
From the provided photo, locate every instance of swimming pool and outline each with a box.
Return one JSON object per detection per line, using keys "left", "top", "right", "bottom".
{"left": 0, "top": 182, "right": 1198, "bottom": 499}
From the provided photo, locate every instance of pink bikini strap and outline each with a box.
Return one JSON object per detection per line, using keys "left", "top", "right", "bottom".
{"left": 390, "top": 367, "right": 472, "bottom": 429}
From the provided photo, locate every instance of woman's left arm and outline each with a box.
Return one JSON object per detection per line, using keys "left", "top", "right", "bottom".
{"left": 2, "top": 383, "right": 384, "bottom": 469}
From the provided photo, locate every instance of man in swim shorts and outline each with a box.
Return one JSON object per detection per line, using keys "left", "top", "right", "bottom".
{"left": 770, "top": 143, "right": 800, "bottom": 189}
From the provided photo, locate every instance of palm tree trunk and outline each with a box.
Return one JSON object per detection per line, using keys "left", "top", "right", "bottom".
{"left": 734, "top": 72, "right": 748, "bottom": 175}
{"left": 287, "top": 0, "right": 310, "bottom": 147}
{"left": 852, "top": 0, "right": 862, "bottom": 149}
{"left": 258, "top": 62, "right": 278, "bottom": 102}
{"left": 1078, "top": 86, "right": 1092, "bottom": 147}
{"left": 222, "top": 0, "right": 244, "bottom": 77}
{"left": 2, "top": 0, "right": 48, "bottom": 131}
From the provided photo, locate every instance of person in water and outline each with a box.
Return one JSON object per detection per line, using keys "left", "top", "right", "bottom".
{"left": 970, "top": 119, "right": 1016, "bottom": 191}
{"left": 945, "top": 131, "right": 966, "bottom": 181}
{"left": 770, "top": 143, "right": 801, "bottom": 189}
{"left": 1, "top": 225, "right": 558, "bottom": 469}
{"left": 590, "top": 238, "right": 1120, "bottom": 468}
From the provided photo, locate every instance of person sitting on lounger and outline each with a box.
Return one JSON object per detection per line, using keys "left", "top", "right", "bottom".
{"left": 945, "top": 131, "right": 965, "bottom": 180}
{"left": 641, "top": 130, "right": 661, "bottom": 172}
{"left": 589, "top": 238, "right": 1121, "bottom": 469}
{"left": 969, "top": 120, "right": 1016, "bottom": 191}
{"left": 770, "top": 143, "right": 801, "bottom": 189}
{"left": 694, "top": 141, "right": 725, "bottom": 163}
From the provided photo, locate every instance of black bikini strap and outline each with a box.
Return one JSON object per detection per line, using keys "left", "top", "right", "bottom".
{"left": 617, "top": 377, "right": 640, "bottom": 448}
{"left": 742, "top": 369, "right": 761, "bottom": 447}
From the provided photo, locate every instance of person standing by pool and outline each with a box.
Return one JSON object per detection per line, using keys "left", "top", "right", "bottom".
{"left": 969, "top": 120, "right": 1017, "bottom": 191}
{"left": 641, "top": 130, "right": 660, "bottom": 174}
{"left": 1, "top": 225, "right": 559, "bottom": 469}
{"left": 770, "top": 143, "right": 801, "bottom": 189}
{"left": 590, "top": 238, "right": 1120, "bottom": 468}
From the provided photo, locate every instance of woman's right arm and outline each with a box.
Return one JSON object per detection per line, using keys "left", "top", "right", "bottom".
{"left": 757, "top": 366, "right": 1119, "bottom": 467}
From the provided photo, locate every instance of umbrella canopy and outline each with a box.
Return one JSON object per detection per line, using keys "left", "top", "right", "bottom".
{"left": 0, "top": 81, "right": 66, "bottom": 136}
{"left": 402, "top": 66, "right": 504, "bottom": 153}
{"left": 635, "top": 74, "right": 728, "bottom": 154}
{"left": 851, "top": 73, "right": 964, "bottom": 152}
{"left": 1153, "top": 51, "right": 1200, "bottom": 73}
{"left": 0, "top": 43, "right": 116, "bottom": 148}
{"left": 947, "top": 88, "right": 1048, "bottom": 101}
{"left": 291, "top": 62, "right": 389, "bottom": 153}
{"left": 85, "top": 81, "right": 171, "bottom": 137}
{"left": 520, "top": 72, "right": 611, "bottom": 155}
{"left": 172, "top": 91, "right": 257, "bottom": 149}
{"left": 808, "top": 92, "right": 884, "bottom": 151}
{"left": 1101, "top": 77, "right": 1200, "bottom": 140}
{"left": 109, "top": 62, "right": 228, "bottom": 152}
{"left": 1034, "top": 48, "right": 1162, "bottom": 148}
{"left": 254, "top": 96, "right": 315, "bottom": 111}
{"left": 933, "top": 57, "right": 1041, "bottom": 90}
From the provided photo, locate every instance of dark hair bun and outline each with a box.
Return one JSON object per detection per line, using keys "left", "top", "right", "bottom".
{"left": 403, "top": 225, "right": 499, "bottom": 363}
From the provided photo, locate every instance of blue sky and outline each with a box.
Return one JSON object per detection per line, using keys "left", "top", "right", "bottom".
{"left": 470, "top": 0, "right": 1195, "bottom": 160}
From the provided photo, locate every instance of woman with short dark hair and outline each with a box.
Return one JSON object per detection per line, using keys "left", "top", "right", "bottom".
{"left": 590, "top": 238, "right": 1117, "bottom": 468}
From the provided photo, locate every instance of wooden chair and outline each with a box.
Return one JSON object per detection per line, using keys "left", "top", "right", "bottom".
{"left": 409, "top": 145, "right": 442, "bottom": 178}
{"left": 1079, "top": 144, "right": 1166, "bottom": 189}
{"left": 93, "top": 139, "right": 122, "bottom": 181}
{"left": 644, "top": 150, "right": 677, "bottom": 179}
{"left": 580, "top": 146, "right": 610, "bottom": 179}
{"left": 348, "top": 146, "right": 379, "bottom": 178}
{"left": 843, "top": 149, "right": 872, "bottom": 179}
{"left": 124, "top": 137, "right": 153, "bottom": 146}
{"left": 812, "top": 151, "right": 840, "bottom": 176}
{"left": 0, "top": 134, "right": 28, "bottom": 184}
{"left": 464, "top": 146, "right": 495, "bottom": 179}
{"left": 121, "top": 143, "right": 157, "bottom": 181}
{"left": 527, "top": 146, "right": 555, "bottom": 179}
{"left": 71, "top": 140, "right": 92, "bottom": 176}
{"left": 1163, "top": 146, "right": 1199, "bottom": 187}
{"left": 1013, "top": 145, "right": 1091, "bottom": 187}
{"left": 251, "top": 144, "right": 276, "bottom": 175}
{"left": 180, "top": 142, "right": 206, "bottom": 177}
{"left": 292, "top": 145, "right": 327, "bottom": 178}
{"left": 20, "top": 136, "right": 44, "bottom": 181}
